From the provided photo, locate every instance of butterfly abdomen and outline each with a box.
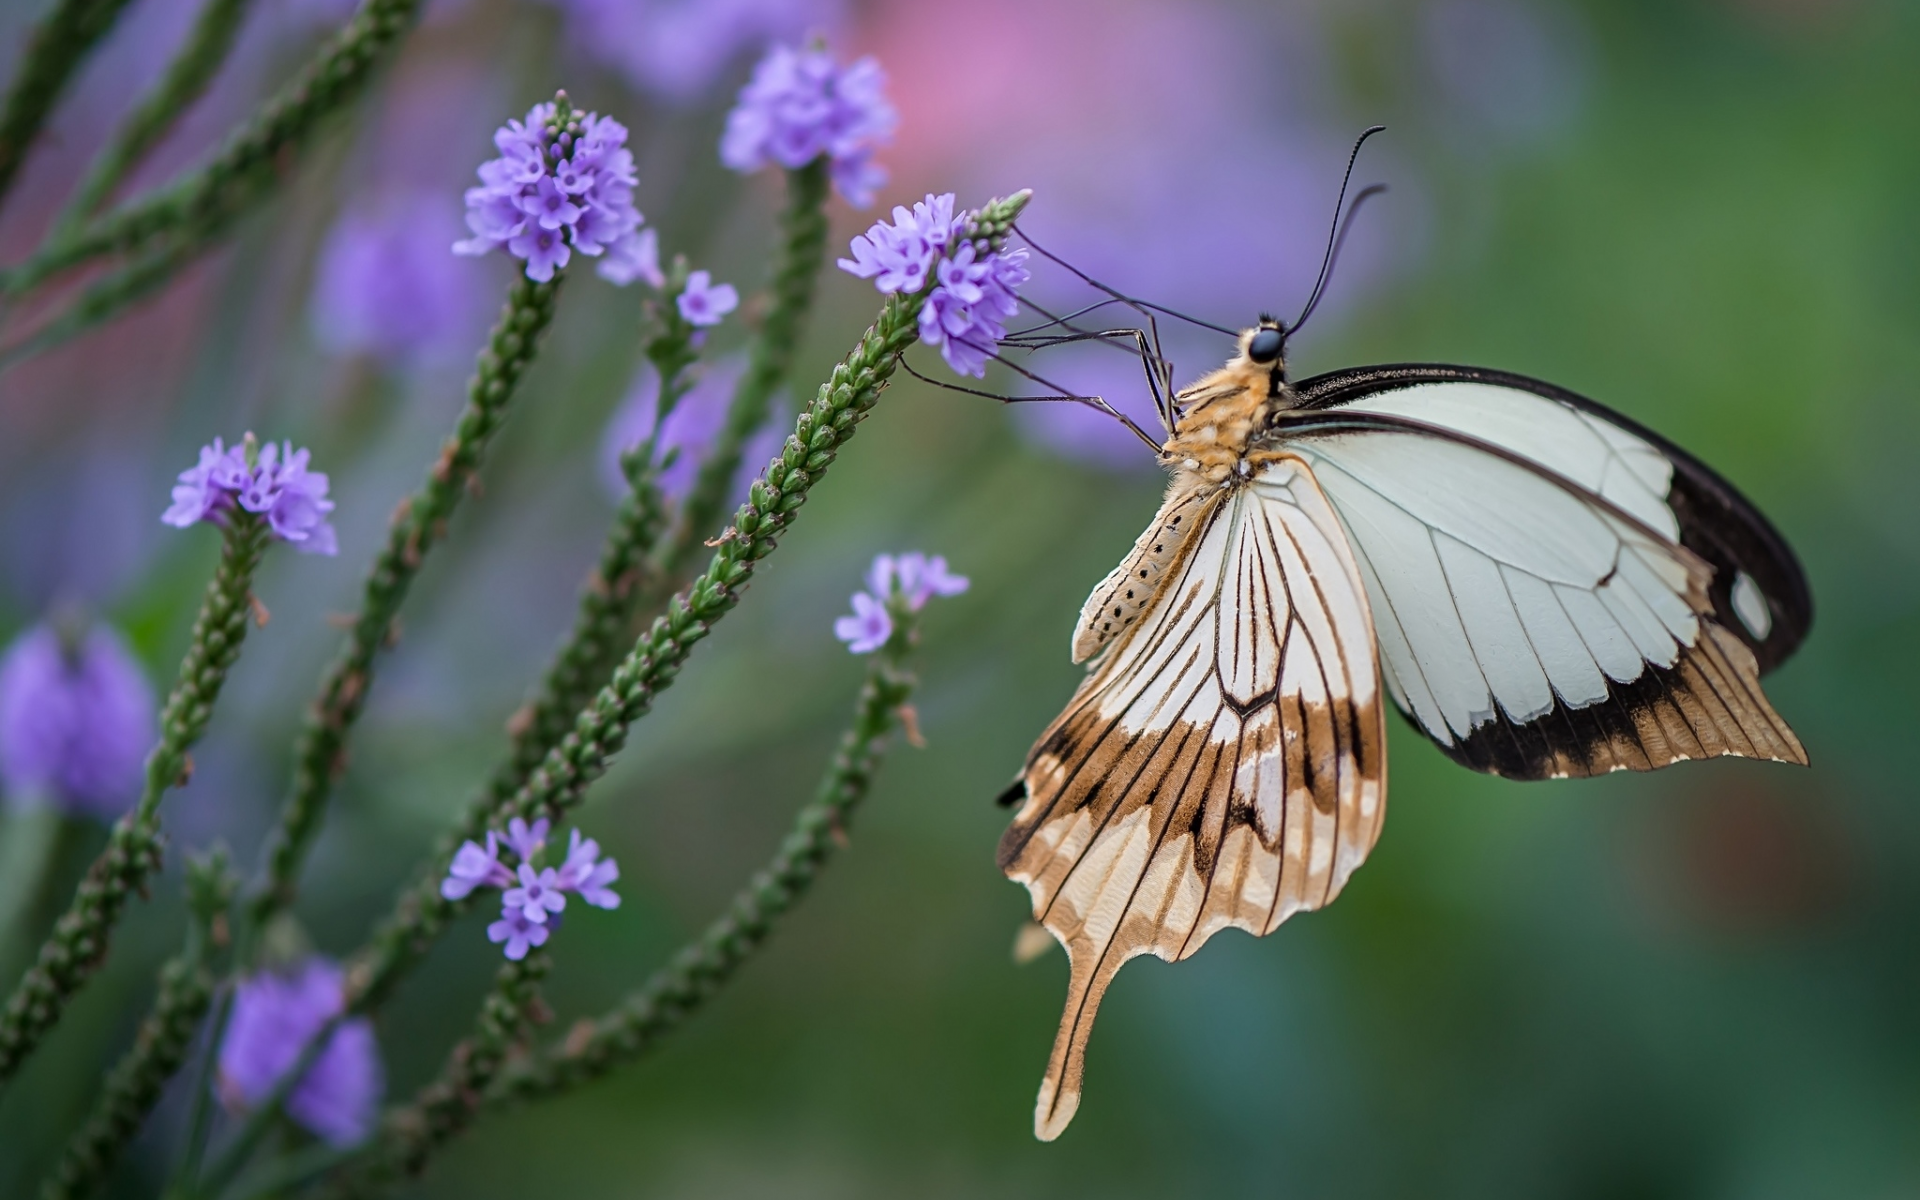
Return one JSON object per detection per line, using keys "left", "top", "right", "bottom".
{"left": 1070, "top": 486, "right": 1218, "bottom": 663}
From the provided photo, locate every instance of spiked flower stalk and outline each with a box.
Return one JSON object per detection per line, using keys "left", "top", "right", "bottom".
{"left": 665, "top": 157, "right": 830, "bottom": 571}
{"left": 331, "top": 953, "right": 551, "bottom": 1193}
{"left": 0, "top": 514, "right": 270, "bottom": 1087}
{"left": 1, "top": 0, "right": 424, "bottom": 298}
{"left": 461, "top": 268, "right": 703, "bottom": 841}
{"left": 54, "top": 0, "right": 259, "bottom": 232}
{"left": 493, "top": 618, "right": 920, "bottom": 1103}
{"left": 249, "top": 274, "right": 562, "bottom": 931}
{"left": 0, "top": 0, "right": 136, "bottom": 213}
{"left": 346, "top": 190, "right": 1029, "bottom": 1015}
{"left": 36, "top": 851, "right": 237, "bottom": 1200}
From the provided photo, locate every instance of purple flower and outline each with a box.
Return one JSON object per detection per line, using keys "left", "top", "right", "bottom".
{"left": 161, "top": 438, "right": 338, "bottom": 555}
{"left": 218, "top": 959, "right": 383, "bottom": 1148}
{"left": 721, "top": 43, "right": 896, "bottom": 206}
{"left": 455, "top": 100, "right": 647, "bottom": 284}
{"left": 451, "top": 818, "right": 621, "bottom": 957}
{"left": 0, "top": 621, "right": 155, "bottom": 819}
{"left": 502, "top": 863, "right": 568, "bottom": 925}
{"left": 487, "top": 905, "right": 551, "bottom": 961}
{"left": 504, "top": 816, "right": 549, "bottom": 861}
{"left": 441, "top": 833, "right": 512, "bottom": 900}
{"left": 599, "top": 355, "right": 786, "bottom": 505}
{"left": 833, "top": 591, "right": 893, "bottom": 655}
{"left": 676, "top": 270, "right": 739, "bottom": 327}
{"left": 310, "top": 189, "right": 493, "bottom": 368}
{"left": 598, "top": 227, "right": 664, "bottom": 289}
{"left": 915, "top": 245, "right": 1030, "bottom": 378}
{"left": 557, "top": 829, "right": 621, "bottom": 909}
{"left": 894, "top": 553, "right": 970, "bottom": 609}
{"left": 837, "top": 193, "right": 957, "bottom": 294}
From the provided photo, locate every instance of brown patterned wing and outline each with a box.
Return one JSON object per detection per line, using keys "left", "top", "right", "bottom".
{"left": 999, "top": 456, "right": 1386, "bottom": 1140}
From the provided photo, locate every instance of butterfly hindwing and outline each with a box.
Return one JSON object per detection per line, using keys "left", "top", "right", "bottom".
{"left": 1273, "top": 374, "right": 1807, "bottom": 779}
{"left": 1000, "top": 455, "right": 1385, "bottom": 1140}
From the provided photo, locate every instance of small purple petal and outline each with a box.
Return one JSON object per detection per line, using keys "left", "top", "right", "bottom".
{"left": 676, "top": 270, "right": 739, "bottom": 327}
{"left": 833, "top": 591, "right": 892, "bottom": 654}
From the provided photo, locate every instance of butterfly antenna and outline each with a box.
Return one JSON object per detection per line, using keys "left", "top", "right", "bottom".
{"left": 1290, "top": 124, "right": 1388, "bottom": 336}
{"left": 1013, "top": 224, "right": 1239, "bottom": 338}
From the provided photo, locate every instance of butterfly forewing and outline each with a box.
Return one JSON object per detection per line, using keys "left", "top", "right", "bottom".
{"left": 1275, "top": 387, "right": 1807, "bottom": 779}
{"left": 1000, "top": 454, "right": 1385, "bottom": 1141}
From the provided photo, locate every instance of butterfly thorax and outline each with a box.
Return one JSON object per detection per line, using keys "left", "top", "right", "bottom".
{"left": 1161, "top": 353, "right": 1296, "bottom": 488}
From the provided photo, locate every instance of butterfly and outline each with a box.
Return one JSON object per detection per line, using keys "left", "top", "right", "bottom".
{"left": 993, "top": 312, "right": 1811, "bottom": 1140}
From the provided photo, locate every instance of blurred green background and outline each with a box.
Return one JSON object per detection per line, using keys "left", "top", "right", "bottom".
{"left": 1, "top": 0, "right": 1917, "bottom": 1195}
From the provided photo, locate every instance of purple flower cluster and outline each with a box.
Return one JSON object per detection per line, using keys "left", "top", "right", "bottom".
{"left": 599, "top": 354, "right": 787, "bottom": 507}
{"left": 720, "top": 43, "right": 896, "bottom": 207}
{"left": 161, "top": 438, "right": 338, "bottom": 555}
{"left": 838, "top": 194, "right": 1031, "bottom": 377}
{"left": 833, "top": 552, "right": 969, "bottom": 654}
{"left": 442, "top": 817, "right": 621, "bottom": 960}
{"left": 218, "top": 958, "right": 383, "bottom": 1148}
{"left": 0, "top": 621, "right": 155, "bottom": 818}
{"left": 454, "top": 100, "right": 647, "bottom": 284}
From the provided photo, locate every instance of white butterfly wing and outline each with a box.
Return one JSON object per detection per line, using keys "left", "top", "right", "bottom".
{"left": 1001, "top": 456, "right": 1385, "bottom": 1140}
{"left": 1276, "top": 370, "right": 1807, "bottom": 778}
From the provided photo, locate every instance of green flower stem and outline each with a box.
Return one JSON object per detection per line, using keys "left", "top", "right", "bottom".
{"left": 494, "top": 635, "right": 917, "bottom": 1104}
{"left": 1, "top": 0, "right": 423, "bottom": 296}
{"left": 329, "top": 954, "right": 551, "bottom": 1195}
{"left": 37, "top": 851, "right": 238, "bottom": 1200}
{"left": 247, "top": 274, "right": 562, "bottom": 932}
{"left": 0, "top": 234, "right": 208, "bottom": 371}
{"left": 0, "top": 515, "right": 270, "bottom": 1088}
{"left": 0, "top": 0, "right": 137, "bottom": 213}
{"left": 457, "top": 286, "right": 701, "bottom": 844}
{"left": 342, "top": 190, "right": 1029, "bottom": 1017}
{"left": 664, "top": 156, "right": 830, "bottom": 574}
{"left": 56, "top": 0, "right": 259, "bottom": 231}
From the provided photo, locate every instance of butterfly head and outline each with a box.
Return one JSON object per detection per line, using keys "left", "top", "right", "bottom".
{"left": 1242, "top": 316, "right": 1289, "bottom": 382}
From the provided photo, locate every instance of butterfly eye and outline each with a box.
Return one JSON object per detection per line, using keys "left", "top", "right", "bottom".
{"left": 1247, "top": 327, "right": 1285, "bottom": 365}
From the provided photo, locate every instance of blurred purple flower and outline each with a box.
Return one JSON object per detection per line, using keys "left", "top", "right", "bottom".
{"left": 599, "top": 355, "right": 786, "bottom": 506}
{"left": 598, "top": 226, "right": 664, "bottom": 289}
{"left": 162, "top": 438, "right": 338, "bottom": 555}
{"left": 677, "top": 270, "right": 739, "bottom": 327}
{"left": 721, "top": 43, "right": 896, "bottom": 206}
{"left": 0, "top": 621, "right": 154, "bottom": 819}
{"left": 893, "top": 553, "right": 969, "bottom": 609}
{"left": 543, "top": 0, "right": 843, "bottom": 103}
{"left": 311, "top": 189, "right": 492, "bottom": 368}
{"left": 455, "top": 102, "right": 646, "bottom": 284}
{"left": 487, "top": 905, "right": 551, "bottom": 961}
{"left": 218, "top": 959, "right": 383, "bottom": 1148}
{"left": 557, "top": 829, "right": 621, "bottom": 909}
{"left": 833, "top": 591, "right": 892, "bottom": 654}
{"left": 504, "top": 816, "right": 550, "bottom": 861}
{"left": 836, "top": 550, "right": 967, "bottom": 652}
{"left": 440, "top": 832, "right": 511, "bottom": 901}
{"left": 503, "top": 863, "right": 568, "bottom": 925}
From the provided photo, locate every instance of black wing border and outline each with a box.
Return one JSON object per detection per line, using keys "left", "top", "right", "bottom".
{"left": 1284, "top": 363, "right": 1812, "bottom": 673}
